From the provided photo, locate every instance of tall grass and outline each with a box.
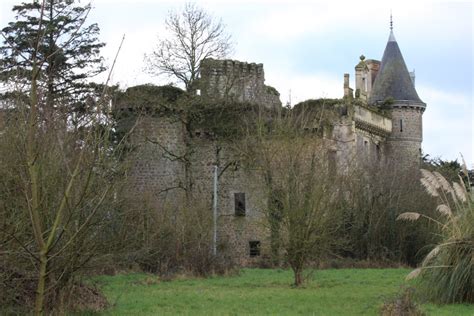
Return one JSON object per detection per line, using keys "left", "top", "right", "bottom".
{"left": 397, "top": 162, "right": 473, "bottom": 304}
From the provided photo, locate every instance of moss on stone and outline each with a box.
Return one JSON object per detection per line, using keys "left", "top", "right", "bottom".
{"left": 114, "top": 84, "right": 185, "bottom": 112}
{"left": 265, "top": 85, "right": 280, "bottom": 96}
{"left": 187, "top": 101, "right": 261, "bottom": 139}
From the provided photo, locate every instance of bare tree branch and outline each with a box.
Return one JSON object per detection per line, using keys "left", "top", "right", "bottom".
{"left": 145, "top": 3, "right": 233, "bottom": 91}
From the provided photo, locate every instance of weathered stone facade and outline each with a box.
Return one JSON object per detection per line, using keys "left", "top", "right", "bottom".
{"left": 118, "top": 28, "right": 425, "bottom": 264}
{"left": 199, "top": 58, "right": 282, "bottom": 110}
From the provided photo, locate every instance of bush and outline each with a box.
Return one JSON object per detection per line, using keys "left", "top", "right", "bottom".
{"left": 380, "top": 287, "right": 425, "bottom": 316}
{"left": 107, "top": 198, "right": 237, "bottom": 277}
{"left": 398, "top": 167, "right": 473, "bottom": 304}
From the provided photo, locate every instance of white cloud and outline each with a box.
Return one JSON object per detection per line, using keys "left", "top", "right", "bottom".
{"left": 418, "top": 85, "right": 473, "bottom": 165}
{"left": 266, "top": 72, "right": 342, "bottom": 105}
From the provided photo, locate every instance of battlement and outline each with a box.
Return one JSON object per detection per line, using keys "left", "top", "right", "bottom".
{"left": 199, "top": 58, "right": 281, "bottom": 109}
{"left": 201, "top": 58, "right": 265, "bottom": 78}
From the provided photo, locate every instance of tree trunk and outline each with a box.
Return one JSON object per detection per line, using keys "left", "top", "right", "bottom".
{"left": 35, "top": 250, "right": 48, "bottom": 315}
{"left": 293, "top": 266, "right": 303, "bottom": 287}
{"left": 29, "top": 57, "right": 48, "bottom": 315}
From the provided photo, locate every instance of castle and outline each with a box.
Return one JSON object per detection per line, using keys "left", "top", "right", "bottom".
{"left": 117, "top": 26, "right": 426, "bottom": 264}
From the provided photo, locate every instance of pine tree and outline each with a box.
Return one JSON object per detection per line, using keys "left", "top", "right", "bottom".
{"left": 0, "top": 0, "right": 105, "bottom": 125}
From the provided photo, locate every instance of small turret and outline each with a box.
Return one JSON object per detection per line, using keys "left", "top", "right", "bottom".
{"left": 354, "top": 55, "right": 381, "bottom": 101}
{"left": 369, "top": 16, "right": 426, "bottom": 165}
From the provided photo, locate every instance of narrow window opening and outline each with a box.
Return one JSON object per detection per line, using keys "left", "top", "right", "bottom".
{"left": 400, "top": 119, "right": 403, "bottom": 132}
{"left": 234, "top": 192, "right": 246, "bottom": 216}
{"left": 249, "top": 241, "right": 261, "bottom": 257}
{"left": 376, "top": 144, "right": 381, "bottom": 160}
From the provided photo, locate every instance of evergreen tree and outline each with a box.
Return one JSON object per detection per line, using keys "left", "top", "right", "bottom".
{"left": 0, "top": 0, "right": 105, "bottom": 125}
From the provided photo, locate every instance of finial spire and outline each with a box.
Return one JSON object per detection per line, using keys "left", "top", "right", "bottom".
{"left": 388, "top": 11, "right": 396, "bottom": 42}
{"left": 390, "top": 11, "right": 393, "bottom": 31}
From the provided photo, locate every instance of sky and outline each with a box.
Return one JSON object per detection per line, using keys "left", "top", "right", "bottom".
{"left": 1, "top": 0, "right": 472, "bottom": 166}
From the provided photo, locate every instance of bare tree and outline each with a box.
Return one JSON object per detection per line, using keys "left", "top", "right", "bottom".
{"left": 145, "top": 2, "right": 233, "bottom": 92}
{"left": 240, "top": 109, "right": 345, "bottom": 286}
{"left": 0, "top": 1, "right": 128, "bottom": 314}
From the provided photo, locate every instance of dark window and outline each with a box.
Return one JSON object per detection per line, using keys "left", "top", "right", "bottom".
{"left": 234, "top": 193, "right": 246, "bottom": 216}
{"left": 249, "top": 241, "right": 261, "bottom": 257}
{"left": 376, "top": 144, "right": 381, "bottom": 160}
{"left": 400, "top": 119, "right": 403, "bottom": 132}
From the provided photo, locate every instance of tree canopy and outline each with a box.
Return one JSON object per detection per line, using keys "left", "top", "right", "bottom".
{"left": 145, "top": 2, "right": 233, "bottom": 92}
{"left": 0, "top": 0, "right": 105, "bottom": 124}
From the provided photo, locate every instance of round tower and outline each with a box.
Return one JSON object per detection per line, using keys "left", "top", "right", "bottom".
{"left": 368, "top": 22, "right": 426, "bottom": 166}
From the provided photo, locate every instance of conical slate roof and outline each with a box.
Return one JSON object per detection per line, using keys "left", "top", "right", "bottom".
{"left": 369, "top": 31, "right": 423, "bottom": 105}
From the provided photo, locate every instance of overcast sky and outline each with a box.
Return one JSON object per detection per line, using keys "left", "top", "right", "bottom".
{"left": 1, "top": 0, "right": 472, "bottom": 166}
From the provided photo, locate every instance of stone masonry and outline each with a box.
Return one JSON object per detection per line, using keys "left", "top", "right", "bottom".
{"left": 199, "top": 58, "right": 282, "bottom": 110}
{"left": 120, "top": 27, "right": 425, "bottom": 265}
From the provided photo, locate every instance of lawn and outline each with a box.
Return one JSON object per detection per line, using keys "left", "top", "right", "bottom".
{"left": 85, "top": 268, "right": 473, "bottom": 315}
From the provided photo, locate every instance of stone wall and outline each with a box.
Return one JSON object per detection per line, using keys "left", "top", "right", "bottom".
{"left": 387, "top": 105, "right": 424, "bottom": 165}
{"left": 188, "top": 136, "right": 270, "bottom": 265}
{"left": 353, "top": 105, "right": 392, "bottom": 135}
{"left": 125, "top": 115, "right": 187, "bottom": 209}
{"left": 390, "top": 107, "right": 423, "bottom": 142}
{"left": 199, "top": 58, "right": 282, "bottom": 110}
{"left": 354, "top": 57, "right": 380, "bottom": 101}
{"left": 331, "top": 114, "right": 388, "bottom": 172}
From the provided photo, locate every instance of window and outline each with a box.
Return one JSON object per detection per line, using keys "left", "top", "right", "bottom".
{"left": 400, "top": 119, "right": 403, "bottom": 132}
{"left": 249, "top": 241, "right": 261, "bottom": 257}
{"left": 234, "top": 192, "right": 246, "bottom": 216}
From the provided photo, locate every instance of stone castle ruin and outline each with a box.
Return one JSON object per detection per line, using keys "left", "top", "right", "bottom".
{"left": 116, "top": 27, "right": 426, "bottom": 264}
{"left": 199, "top": 58, "right": 282, "bottom": 110}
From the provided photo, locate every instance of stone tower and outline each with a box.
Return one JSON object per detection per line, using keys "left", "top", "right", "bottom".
{"left": 368, "top": 25, "right": 426, "bottom": 165}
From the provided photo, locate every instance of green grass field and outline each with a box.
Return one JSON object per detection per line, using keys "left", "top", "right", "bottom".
{"left": 86, "top": 269, "right": 473, "bottom": 315}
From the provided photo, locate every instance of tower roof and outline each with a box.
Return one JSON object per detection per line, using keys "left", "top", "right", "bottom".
{"left": 369, "top": 30, "right": 424, "bottom": 105}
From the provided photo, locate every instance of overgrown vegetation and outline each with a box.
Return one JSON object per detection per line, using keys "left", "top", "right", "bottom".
{"left": 1, "top": 0, "right": 471, "bottom": 314}
{"left": 238, "top": 108, "right": 347, "bottom": 285}
{"left": 101, "top": 197, "right": 236, "bottom": 277}
{"left": 0, "top": 1, "right": 122, "bottom": 313}
{"left": 338, "top": 166, "right": 439, "bottom": 265}
{"left": 398, "top": 166, "right": 473, "bottom": 304}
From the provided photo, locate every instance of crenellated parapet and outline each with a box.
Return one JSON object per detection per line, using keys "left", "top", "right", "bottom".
{"left": 198, "top": 58, "right": 282, "bottom": 110}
